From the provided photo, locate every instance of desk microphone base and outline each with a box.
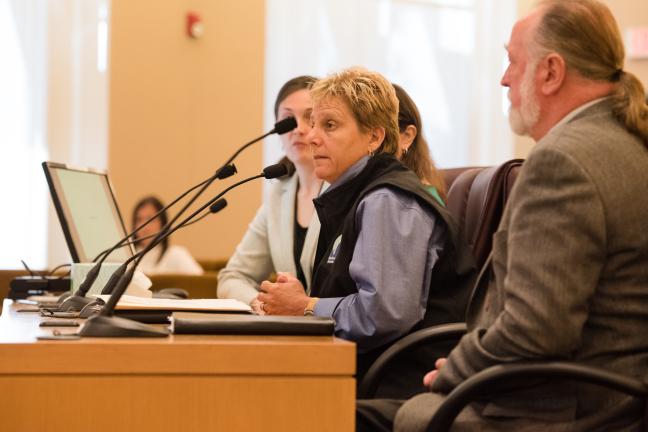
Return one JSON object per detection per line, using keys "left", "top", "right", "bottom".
{"left": 42, "top": 295, "right": 94, "bottom": 313}
{"left": 80, "top": 314, "right": 169, "bottom": 337}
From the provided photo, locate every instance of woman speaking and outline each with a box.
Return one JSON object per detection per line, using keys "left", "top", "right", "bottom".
{"left": 258, "top": 68, "right": 474, "bottom": 383}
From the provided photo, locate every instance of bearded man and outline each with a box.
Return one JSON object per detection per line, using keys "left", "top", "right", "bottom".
{"left": 357, "top": 0, "right": 648, "bottom": 430}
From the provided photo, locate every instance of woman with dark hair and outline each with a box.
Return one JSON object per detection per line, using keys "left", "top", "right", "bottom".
{"left": 394, "top": 83, "right": 447, "bottom": 205}
{"left": 131, "top": 196, "right": 203, "bottom": 275}
{"left": 217, "top": 76, "right": 325, "bottom": 311}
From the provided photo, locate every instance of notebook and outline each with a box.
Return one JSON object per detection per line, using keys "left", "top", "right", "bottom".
{"left": 171, "top": 311, "right": 336, "bottom": 336}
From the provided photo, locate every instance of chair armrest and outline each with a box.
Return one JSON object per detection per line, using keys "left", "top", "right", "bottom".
{"left": 427, "top": 361, "right": 648, "bottom": 432}
{"left": 358, "top": 322, "right": 467, "bottom": 398}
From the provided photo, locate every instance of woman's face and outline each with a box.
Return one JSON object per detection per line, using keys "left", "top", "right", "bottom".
{"left": 307, "top": 96, "right": 381, "bottom": 183}
{"left": 133, "top": 203, "right": 162, "bottom": 249}
{"left": 277, "top": 89, "right": 313, "bottom": 167}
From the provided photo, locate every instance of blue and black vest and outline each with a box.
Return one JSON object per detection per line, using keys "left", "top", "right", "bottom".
{"left": 311, "top": 154, "right": 476, "bottom": 393}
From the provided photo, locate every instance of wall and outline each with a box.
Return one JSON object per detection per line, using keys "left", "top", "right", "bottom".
{"left": 107, "top": 0, "right": 646, "bottom": 262}
{"left": 108, "top": 0, "right": 265, "bottom": 261}
{"left": 514, "top": 0, "right": 648, "bottom": 158}
{"left": 46, "top": 0, "right": 110, "bottom": 267}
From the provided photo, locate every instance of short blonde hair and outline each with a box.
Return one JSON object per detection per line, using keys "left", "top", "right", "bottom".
{"left": 534, "top": 0, "right": 648, "bottom": 144}
{"left": 310, "top": 67, "right": 400, "bottom": 155}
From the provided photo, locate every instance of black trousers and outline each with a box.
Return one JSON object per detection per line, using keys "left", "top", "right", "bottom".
{"left": 356, "top": 398, "right": 404, "bottom": 432}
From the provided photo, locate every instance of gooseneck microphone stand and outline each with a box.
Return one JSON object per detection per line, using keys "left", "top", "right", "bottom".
{"left": 43, "top": 117, "right": 297, "bottom": 314}
{"left": 79, "top": 164, "right": 289, "bottom": 337}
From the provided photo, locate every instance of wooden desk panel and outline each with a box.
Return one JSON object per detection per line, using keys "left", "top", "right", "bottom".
{"left": 0, "top": 301, "right": 356, "bottom": 432}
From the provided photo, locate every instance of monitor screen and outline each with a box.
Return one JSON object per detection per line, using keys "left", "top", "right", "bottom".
{"left": 42, "top": 162, "right": 134, "bottom": 263}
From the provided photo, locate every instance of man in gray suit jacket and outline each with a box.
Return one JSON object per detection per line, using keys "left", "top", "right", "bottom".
{"left": 357, "top": 0, "right": 648, "bottom": 430}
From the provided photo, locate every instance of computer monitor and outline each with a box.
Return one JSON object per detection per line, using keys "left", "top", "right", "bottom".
{"left": 42, "top": 161, "right": 135, "bottom": 263}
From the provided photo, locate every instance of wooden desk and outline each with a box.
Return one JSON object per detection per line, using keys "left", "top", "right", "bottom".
{"left": 0, "top": 300, "right": 356, "bottom": 432}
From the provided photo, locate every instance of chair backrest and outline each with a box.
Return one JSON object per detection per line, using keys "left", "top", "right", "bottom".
{"left": 441, "top": 166, "right": 482, "bottom": 190}
{"left": 196, "top": 258, "right": 228, "bottom": 273}
{"left": 443, "top": 159, "right": 524, "bottom": 269}
{"left": 149, "top": 273, "right": 219, "bottom": 299}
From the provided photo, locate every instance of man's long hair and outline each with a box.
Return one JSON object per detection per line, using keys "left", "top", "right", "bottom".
{"left": 535, "top": 0, "right": 648, "bottom": 145}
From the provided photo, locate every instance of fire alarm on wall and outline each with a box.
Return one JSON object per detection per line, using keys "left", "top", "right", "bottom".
{"left": 187, "top": 12, "right": 204, "bottom": 39}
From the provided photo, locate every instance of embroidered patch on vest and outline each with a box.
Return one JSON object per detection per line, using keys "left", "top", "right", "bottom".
{"left": 327, "top": 235, "right": 342, "bottom": 264}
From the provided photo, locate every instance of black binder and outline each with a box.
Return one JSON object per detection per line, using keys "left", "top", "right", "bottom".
{"left": 171, "top": 312, "right": 335, "bottom": 336}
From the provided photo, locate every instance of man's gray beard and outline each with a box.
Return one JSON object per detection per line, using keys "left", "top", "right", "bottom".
{"left": 508, "top": 60, "right": 540, "bottom": 136}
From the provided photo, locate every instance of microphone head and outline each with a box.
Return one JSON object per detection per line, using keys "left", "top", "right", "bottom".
{"left": 209, "top": 198, "right": 228, "bottom": 214}
{"left": 273, "top": 116, "right": 297, "bottom": 135}
{"left": 216, "top": 164, "right": 237, "bottom": 179}
{"left": 262, "top": 163, "right": 289, "bottom": 179}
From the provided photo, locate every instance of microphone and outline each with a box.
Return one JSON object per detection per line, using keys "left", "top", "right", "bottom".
{"left": 214, "top": 164, "right": 238, "bottom": 179}
{"left": 91, "top": 162, "right": 236, "bottom": 265}
{"left": 99, "top": 164, "right": 285, "bottom": 298}
{"left": 224, "top": 117, "right": 297, "bottom": 165}
{"left": 102, "top": 165, "right": 287, "bottom": 301}
{"left": 79, "top": 164, "right": 289, "bottom": 337}
{"left": 50, "top": 118, "right": 296, "bottom": 313}
{"left": 263, "top": 163, "right": 290, "bottom": 179}
{"left": 102, "top": 163, "right": 288, "bottom": 298}
{"left": 209, "top": 198, "right": 228, "bottom": 214}
{"left": 273, "top": 116, "right": 298, "bottom": 134}
{"left": 94, "top": 198, "right": 229, "bottom": 257}
{"left": 91, "top": 117, "right": 294, "bottom": 288}
{"left": 172, "top": 198, "right": 228, "bottom": 230}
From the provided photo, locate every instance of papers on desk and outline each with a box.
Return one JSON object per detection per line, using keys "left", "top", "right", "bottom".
{"left": 27, "top": 295, "right": 60, "bottom": 303}
{"left": 94, "top": 295, "right": 252, "bottom": 313}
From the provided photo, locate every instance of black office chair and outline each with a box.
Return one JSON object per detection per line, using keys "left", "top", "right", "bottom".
{"left": 358, "top": 323, "right": 467, "bottom": 398}
{"left": 358, "top": 159, "right": 524, "bottom": 399}
{"left": 445, "top": 159, "right": 523, "bottom": 269}
{"left": 426, "top": 361, "right": 648, "bottom": 432}
{"left": 360, "top": 160, "right": 647, "bottom": 429}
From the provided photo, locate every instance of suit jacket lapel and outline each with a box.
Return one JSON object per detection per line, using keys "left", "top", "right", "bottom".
{"left": 466, "top": 190, "right": 514, "bottom": 327}
{"left": 300, "top": 182, "right": 327, "bottom": 294}
{"left": 465, "top": 253, "right": 493, "bottom": 325}
{"left": 276, "top": 174, "right": 297, "bottom": 275}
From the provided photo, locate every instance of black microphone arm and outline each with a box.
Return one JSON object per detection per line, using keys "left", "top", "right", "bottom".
{"left": 181, "top": 198, "right": 229, "bottom": 229}
{"left": 101, "top": 164, "right": 288, "bottom": 298}
{"left": 49, "top": 117, "right": 297, "bottom": 313}
{"left": 92, "top": 163, "right": 236, "bottom": 265}
{"left": 87, "top": 117, "right": 294, "bottom": 295}
{"left": 224, "top": 116, "right": 297, "bottom": 168}
{"left": 79, "top": 163, "right": 289, "bottom": 337}
{"left": 92, "top": 198, "right": 229, "bottom": 261}
{"left": 39, "top": 198, "right": 229, "bottom": 319}
{"left": 92, "top": 114, "right": 295, "bottom": 268}
{"left": 94, "top": 197, "right": 228, "bottom": 256}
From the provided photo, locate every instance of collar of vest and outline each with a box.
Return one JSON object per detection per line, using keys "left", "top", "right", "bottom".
{"left": 314, "top": 154, "right": 409, "bottom": 226}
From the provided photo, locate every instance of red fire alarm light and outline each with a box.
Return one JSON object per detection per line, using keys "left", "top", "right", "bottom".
{"left": 186, "top": 12, "right": 204, "bottom": 39}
